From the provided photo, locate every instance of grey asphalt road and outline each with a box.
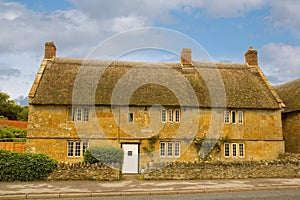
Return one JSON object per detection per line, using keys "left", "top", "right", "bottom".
{"left": 29, "top": 189, "right": 300, "bottom": 200}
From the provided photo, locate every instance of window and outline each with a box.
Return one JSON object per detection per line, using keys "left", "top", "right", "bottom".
{"left": 70, "top": 107, "right": 89, "bottom": 122}
{"left": 174, "top": 142, "right": 180, "bottom": 157}
{"left": 167, "top": 142, "right": 173, "bottom": 157}
{"left": 128, "top": 113, "right": 133, "bottom": 122}
{"left": 161, "top": 109, "right": 166, "bottom": 123}
{"left": 68, "top": 142, "right": 74, "bottom": 157}
{"left": 67, "top": 141, "right": 89, "bottom": 157}
{"left": 82, "top": 141, "right": 88, "bottom": 156}
{"left": 224, "top": 110, "right": 244, "bottom": 124}
{"left": 160, "top": 142, "right": 180, "bottom": 158}
{"left": 84, "top": 108, "right": 89, "bottom": 121}
{"left": 175, "top": 109, "right": 180, "bottom": 122}
{"left": 224, "top": 143, "right": 230, "bottom": 157}
{"left": 77, "top": 108, "right": 82, "bottom": 121}
{"left": 75, "top": 142, "right": 81, "bottom": 157}
{"left": 160, "top": 142, "right": 166, "bottom": 157}
{"left": 168, "top": 109, "right": 173, "bottom": 122}
{"left": 238, "top": 111, "right": 243, "bottom": 124}
{"left": 224, "top": 143, "right": 245, "bottom": 158}
{"left": 232, "top": 143, "right": 237, "bottom": 157}
{"left": 231, "top": 111, "right": 236, "bottom": 124}
{"left": 224, "top": 111, "right": 230, "bottom": 124}
{"left": 239, "top": 143, "right": 244, "bottom": 157}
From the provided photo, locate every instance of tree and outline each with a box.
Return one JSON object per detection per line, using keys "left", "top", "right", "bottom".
{"left": 0, "top": 92, "right": 28, "bottom": 121}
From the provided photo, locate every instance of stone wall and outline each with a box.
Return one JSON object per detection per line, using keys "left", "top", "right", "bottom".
{"left": 143, "top": 153, "right": 300, "bottom": 180}
{"left": 46, "top": 162, "right": 120, "bottom": 181}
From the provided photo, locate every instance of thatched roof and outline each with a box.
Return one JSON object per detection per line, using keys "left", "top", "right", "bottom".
{"left": 29, "top": 57, "right": 282, "bottom": 109}
{"left": 275, "top": 78, "right": 300, "bottom": 113}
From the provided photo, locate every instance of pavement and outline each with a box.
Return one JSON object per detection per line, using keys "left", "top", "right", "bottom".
{"left": 0, "top": 178, "right": 300, "bottom": 199}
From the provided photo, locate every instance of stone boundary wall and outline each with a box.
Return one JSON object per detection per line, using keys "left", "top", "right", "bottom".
{"left": 47, "top": 162, "right": 120, "bottom": 181}
{"left": 144, "top": 153, "right": 300, "bottom": 180}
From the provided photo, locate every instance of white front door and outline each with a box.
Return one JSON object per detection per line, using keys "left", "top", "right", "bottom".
{"left": 122, "top": 144, "right": 139, "bottom": 174}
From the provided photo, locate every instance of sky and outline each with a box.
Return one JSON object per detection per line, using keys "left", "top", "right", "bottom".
{"left": 1, "top": 0, "right": 300, "bottom": 103}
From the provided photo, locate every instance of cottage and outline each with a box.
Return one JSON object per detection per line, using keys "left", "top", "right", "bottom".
{"left": 27, "top": 42, "right": 285, "bottom": 173}
{"left": 276, "top": 78, "right": 300, "bottom": 153}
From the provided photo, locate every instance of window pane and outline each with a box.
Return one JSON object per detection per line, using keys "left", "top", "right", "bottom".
{"left": 70, "top": 108, "right": 75, "bottom": 121}
{"left": 224, "top": 143, "right": 230, "bottom": 157}
{"left": 128, "top": 113, "right": 133, "bottom": 122}
{"left": 174, "top": 142, "right": 180, "bottom": 157}
{"left": 238, "top": 111, "right": 243, "bottom": 124}
{"left": 75, "top": 142, "right": 81, "bottom": 156}
{"left": 77, "top": 108, "right": 82, "bottom": 121}
{"left": 160, "top": 142, "right": 166, "bottom": 157}
{"left": 67, "top": 142, "right": 74, "bottom": 156}
{"left": 232, "top": 143, "right": 237, "bottom": 157}
{"left": 168, "top": 109, "right": 173, "bottom": 122}
{"left": 239, "top": 143, "right": 244, "bottom": 157}
{"left": 84, "top": 108, "right": 89, "bottom": 121}
{"left": 224, "top": 111, "right": 230, "bottom": 123}
{"left": 231, "top": 111, "right": 236, "bottom": 124}
{"left": 175, "top": 109, "right": 180, "bottom": 122}
{"left": 167, "top": 142, "right": 173, "bottom": 157}
{"left": 161, "top": 109, "right": 166, "bottom": 123}
{"left": 83, "top": 142, "right": 88, "bottom": 156}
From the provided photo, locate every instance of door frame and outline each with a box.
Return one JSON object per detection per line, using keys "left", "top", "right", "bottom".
{"left": 121, "top": 143, "right": 140, "bottom": 174}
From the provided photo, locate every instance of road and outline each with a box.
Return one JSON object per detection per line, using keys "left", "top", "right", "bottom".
{"left": 30, "top": 189, "right": 300, "bottom": 200}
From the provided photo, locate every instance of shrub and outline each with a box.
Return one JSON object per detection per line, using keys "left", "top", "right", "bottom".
{"left": 0, "top": 150, "right": 57, "bottom": 181}
{"left": 84, "top": 146, "right": 124, "bottom": 166}
{"left": 0, "top": 126, "right": 27, "bottom": 142}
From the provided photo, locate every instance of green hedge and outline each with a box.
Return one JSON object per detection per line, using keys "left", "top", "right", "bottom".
{"left": 84, "top": 146, "right": 124, "bottom": 165}
{"left": 0, "top": 126, "right": 26, "bottom": 142}
{"left": 0, "top": 150, "right": 57, "bottom": 181}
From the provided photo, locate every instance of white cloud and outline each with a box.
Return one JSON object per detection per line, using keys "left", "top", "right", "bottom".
{"left": 260, "top": 43, "right": 300, "bottom": 84}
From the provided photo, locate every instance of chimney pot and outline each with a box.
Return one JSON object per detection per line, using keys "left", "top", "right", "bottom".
{"left": 245, "top": 46, "right": 258, "bottom": 66}
{"left": 44, "top": 42, "right": 56, "bottom": 60}
{"left": 181, "top": 48, "right": 192, "bottom": 66}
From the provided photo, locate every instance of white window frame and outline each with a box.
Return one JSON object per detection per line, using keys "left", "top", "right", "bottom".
{"left": 224, "top": 111, "right": 230, "bottom": 124}
{"left": 174, "top": 142, "right": 180, "bottom": 157}
{"left": 167, "top": 142, "right": 173, "bottom": 157}
{"left": 224, "top": 143, "right": 230, "bottom": 157}
{"left": 238, "top": 111, "right": 243, "bottom": 124}
{"left": 175, "top": 109, "right": 180, "bottom": 123}
{"left": 161, "top": 109, "right": 166, "bottom": 123}
{"left": 168, "top": 109, "right": 173, "bottom": 122}
{"left": 239, "top": 143, "right": 245, "bottom": 157}
{"left": 128, "top": 112, "right": 134, "bottom": 123}
{"left": 232, "top": 143, "right": 237, "bottom": 157}
{"left": 83, "top": 108, "right": 89, "bottom": 121}
{"left": 77, "top": 108, "right": 82, "bottom": 121}
{"left": 67, "top": 141, "right": 89, "bottom": 157}
{"left": 160, "top": 142, "right": 166, "bottom": 157}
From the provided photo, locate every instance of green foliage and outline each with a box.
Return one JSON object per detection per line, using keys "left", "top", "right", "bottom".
{"left": 0, "top": 92, "right": 28, "bottom": 121}
{"left": 0, "top": 150, "right": 57, "bottom": 181}
{"left": 0, "top": 126, "right": 26, "bottom": 142}
{"left": 84, "top": 146, "right": 124, "bottom": 165}
{"left": 142, "top": 135, "right": 159, "bottom": 155}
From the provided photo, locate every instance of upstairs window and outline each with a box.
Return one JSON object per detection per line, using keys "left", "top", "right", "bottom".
{"left": 128, "top": 113, "right": 134, "bottom": 122}
{"left": 161, "top": 109, "right": 166, "bottom": 123}
{"left": 238, "top": 111, "right": 243, "bottom": 124}
{"left": 175, "top": 109, "right": 180, "bottom": 122}
{"left": 224, "top": 110, "right": 244, "bottom": 124}
{"left": 224, "top": 111, "right": 230, "bottom": 124}
{"left": 70, "top": 107, "right": 89, "bottom": 122}
{"left": 168, "top": 109, "right": 173, "bottom": 122}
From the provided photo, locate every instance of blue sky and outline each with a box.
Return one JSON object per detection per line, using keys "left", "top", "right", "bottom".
{"left": 1, "top": 0, "right": 300, "bottom": 100}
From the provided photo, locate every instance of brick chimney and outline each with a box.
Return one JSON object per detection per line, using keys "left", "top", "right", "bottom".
{"left": 181, "top": 48, "right": 192, "bottom": 66}
{"left": 44, "top": 42, "right": 56, "bottom": 60}
{"left": 245, "top": 46, "right": 258, "bottom": 66}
